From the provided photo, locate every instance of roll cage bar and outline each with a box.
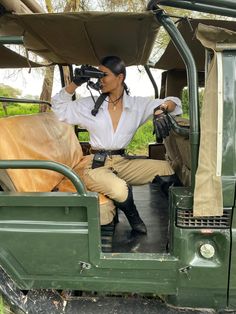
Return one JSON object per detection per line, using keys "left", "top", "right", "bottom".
{"left": 148, "top": 0, "right": 236, "bottom": 18}
{"left": 147, "top": 0, "right": 236, "bottom": 186}
{"left": 147, "top": 4, "right": 199, "bottom": 187}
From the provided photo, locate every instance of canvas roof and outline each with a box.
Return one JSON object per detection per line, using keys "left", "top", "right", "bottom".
{"left": 0, "top": 45, "right": 43, "bottom": 68}
{"left": 0, "top": 11, "right": 160, "bottom": 67}
{"left": 155, "top": 19, "right": 236, "bottom": 71}
{"left": 0, "top": 0, "right": 45, "bottom": 67}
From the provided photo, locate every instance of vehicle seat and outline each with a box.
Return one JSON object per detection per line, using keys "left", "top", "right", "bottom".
{"left": 159, "top": 69, "right": 195, "bottom": 187}
{"left": 164, "top": 117, "right": 191, "bottom": 186}
{"left": 0, "top": 112, "right": 115, "bottom": 226}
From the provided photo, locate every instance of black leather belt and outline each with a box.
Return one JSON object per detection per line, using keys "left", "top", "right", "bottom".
{"left": 90, "top": 149, "right": 125, "bottom": 155}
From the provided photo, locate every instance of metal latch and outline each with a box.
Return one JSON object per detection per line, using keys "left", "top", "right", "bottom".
{"left": 179, "top": 265, "right": 191, "bottom": 280}
{"left": 79, "top": 261, "right": 91, "bottom": 274}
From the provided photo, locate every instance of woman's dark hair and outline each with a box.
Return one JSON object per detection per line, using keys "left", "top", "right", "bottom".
{"left": 100, "top": 56, "right": 130, "bottom": 95}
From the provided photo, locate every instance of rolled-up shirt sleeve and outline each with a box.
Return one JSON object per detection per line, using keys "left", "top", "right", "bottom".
{"left": 51, "top": 88, "right": 92, "bottom": 126}
{"left": 51, "top": 88, "right": 79, "bottom": 124}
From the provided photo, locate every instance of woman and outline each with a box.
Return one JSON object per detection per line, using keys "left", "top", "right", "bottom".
{"left": 51, "top": 56, "right": 182, "bottom": 234}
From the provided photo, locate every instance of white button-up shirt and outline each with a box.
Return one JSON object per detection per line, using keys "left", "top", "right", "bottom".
{"left": 51, "top": 88, "right": 182, "bottom": 150}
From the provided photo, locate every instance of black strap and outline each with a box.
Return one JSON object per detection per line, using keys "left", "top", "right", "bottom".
{"left": 90, "top": 149, "right": 125, "bottom": 155}
{"left": 91, "top": 93, "right": 109, "bottom": 116}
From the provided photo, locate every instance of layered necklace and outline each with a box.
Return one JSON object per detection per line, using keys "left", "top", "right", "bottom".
{"left": 109, "top": 92, "right": 124, "bottom": 111}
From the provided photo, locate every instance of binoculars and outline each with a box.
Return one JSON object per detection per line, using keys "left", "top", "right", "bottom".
{"left": 74, "top": 64, "right": 106, "bottom": 79}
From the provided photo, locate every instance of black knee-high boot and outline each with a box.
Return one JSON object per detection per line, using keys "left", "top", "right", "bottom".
{"left": 114, "top": 186, "right": 147, "bottom": 234}
{"left": 153, "top": 174, "right": 182, "bottom": 197}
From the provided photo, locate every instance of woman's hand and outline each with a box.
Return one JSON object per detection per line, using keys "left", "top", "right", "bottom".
{"left": 154, "top": 108, "right": 164, "bottom": 115}
{"left": 65, "top": 82, "right": 78, "bottom": 94}
{"left": 153, "top": 108, "right": 172, "bottom": 143}
{"left": 159, "top": 100, "right": 176, "bottom": 113}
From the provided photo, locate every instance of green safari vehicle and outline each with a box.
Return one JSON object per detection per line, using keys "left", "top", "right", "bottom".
{"left": 0, "top": 0, "right": 236, "bottom": 313}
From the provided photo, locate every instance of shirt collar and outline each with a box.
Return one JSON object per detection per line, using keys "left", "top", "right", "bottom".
{"left": 123, "top": 92, "right": 131, "bottom": 110}
{"left": 99, "top": 92, "right": 131, "bottom": 110}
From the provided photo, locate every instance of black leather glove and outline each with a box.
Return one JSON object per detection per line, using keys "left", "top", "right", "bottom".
{"left": 72, "top": 65, "right": 89, "bottom": 86}
{"left": 153, "top": 110, "right": 171, "bottom": 143}
{"left": 72, "top": 75, "right": 89, "bottom": 86}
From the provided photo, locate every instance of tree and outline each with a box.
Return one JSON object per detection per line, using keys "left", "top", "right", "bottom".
{"left": 96, "top": 0, "right": 146, "bottom": 12}
{"left": 38, "top": 0, "right": 91, "bottom": 112}
{"left": 0, "top": 84, "right": 21, "bottom": 115}
{"left": 0, "top": 84, "right": 21, "bottom": 98}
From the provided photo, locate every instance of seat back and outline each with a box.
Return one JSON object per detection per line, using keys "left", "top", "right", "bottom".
{"left": 0, "top": 112, "right": 115, "bottom": 225}
{"left": 0, "top": 112, "right": 83, "bottom": 192}
{"left": 164, "top": 117, "right": 191, "bottom": 186}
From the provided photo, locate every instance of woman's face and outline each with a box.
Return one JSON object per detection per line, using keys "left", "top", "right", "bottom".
{"left": 98, "top": 65, "right": 124, "bottom": 93}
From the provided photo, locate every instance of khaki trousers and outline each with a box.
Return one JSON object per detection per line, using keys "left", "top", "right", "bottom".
{"left": 83, "top": 155, "right": 174, "bottom": 202}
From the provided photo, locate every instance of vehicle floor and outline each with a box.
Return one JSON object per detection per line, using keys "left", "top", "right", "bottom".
{"left": 112, "top": 183, "right": 169, "bottom": 253}
{"left": 24, "top": 290, "right": 213, "bottom": 314}
{"left": 65, "top": 295, "right": 210, "bottom": 314}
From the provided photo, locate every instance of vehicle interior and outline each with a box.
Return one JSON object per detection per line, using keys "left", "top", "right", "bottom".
{"left": 1, "top": 4, "right": 236, "bottom": 255}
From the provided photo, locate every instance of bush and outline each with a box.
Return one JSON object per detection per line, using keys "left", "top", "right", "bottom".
{"left": 0, "top": 103, "right": 40, "bottom": 116}
{"left": 181, "top": 87, "right": 204, "bottom": 116}
{"left": 127, "top": 120, "right": 154, "bottom": 155}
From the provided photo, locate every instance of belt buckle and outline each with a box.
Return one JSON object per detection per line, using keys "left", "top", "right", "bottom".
{"left": 101, "top": 150, "right": 107, "bottom": 156}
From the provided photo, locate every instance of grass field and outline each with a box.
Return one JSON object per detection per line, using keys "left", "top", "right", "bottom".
{"left": 0, "top": 296, "right": 3, "bottom": 314}
{"left": 0, "top": 103, "right": 40, "bottom": 116}
{"left": 0, "top": 295, "right": 12, "bottom": 314}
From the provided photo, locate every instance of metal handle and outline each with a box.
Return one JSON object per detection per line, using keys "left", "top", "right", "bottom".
{"left": 0, "top": 160, "right": 87, "bottom": 195}
{"left": 0, "top": 36, "right": 24, "bottom": 45}
{"left": 0, "top": 97, "right": 51, "bottom": 107}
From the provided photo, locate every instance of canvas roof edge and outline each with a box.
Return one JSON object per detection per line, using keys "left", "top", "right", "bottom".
{"left": 0, "top": 11, "right": 161, "bottom": 66}
{"left": 0, "top": 45, "right": 51, "bottom": 68}
{"left": 154, "top": 18, "right": 236, "bottom": 72}
{"left": 0, "top": 0, "right": 47, "bottom": 67}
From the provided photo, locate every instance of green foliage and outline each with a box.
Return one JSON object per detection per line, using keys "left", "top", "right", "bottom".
{"left": 0, "top": 83, "right": 23, "bottom": 111}
{"left": 0, "top": 103, "right": 39, "bottom": 117}
{"left": 0, "top": 83, "right": 40, "bottom": 116}
{"left": 0, "top": 295, "right": 3, "bottom": 314}
{"left": 78, "top": 131, "right": 90, "bottom": 142}
{"left": 181, "top": 87, "right": 204, "bottom": 116}
{"left": 181, "top": 88, "right": 189, "bottom": 115}
{"left": 127, "top": 120, "right": 154, "bottom": 155}
{"left": 0, "top": 83, "right": 21, "bottom": 98}
{"left": 0, "top": 294, "right": 13, "bottom": 314}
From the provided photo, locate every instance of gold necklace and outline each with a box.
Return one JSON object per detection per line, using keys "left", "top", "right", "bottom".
{"left": 109, "top": 92, "right": 123, "bottom": 111}
{"left": 109, "top": 99, "right": 119, "bottom": 111}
